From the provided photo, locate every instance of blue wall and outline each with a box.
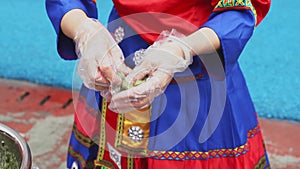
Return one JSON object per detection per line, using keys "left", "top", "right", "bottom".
{"left": 239, "top": 1, "right": 300, "bottom": 120}
{"left": 0, "top": 1, "right": 299, "bottom": 121}
{"left": 0, "top": 0, "right": 113, "bottom": 88}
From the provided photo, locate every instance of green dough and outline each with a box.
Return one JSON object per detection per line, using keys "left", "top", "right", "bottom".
{"left": 117, "top": 72, "right": 145, "bottom": 91}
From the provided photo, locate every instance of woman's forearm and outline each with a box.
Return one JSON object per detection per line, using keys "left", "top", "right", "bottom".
{"left": 60, "top": 9, "right": 221, "bottom": 60}
{"left": 184, "top": 27, "right": 221, "bottom": 56}
{"left": 60, "top": 9, "right": 89, "bottom": 39}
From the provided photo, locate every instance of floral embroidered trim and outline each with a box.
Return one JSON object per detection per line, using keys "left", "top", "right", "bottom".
{"left": 149, "top": 145, "right": 249, "bottom": 160}
{"left": 114, "top": 26, "right": 125, "bottom": 44}
{"left": 149, "top": 126, "right": 261, "bottom": 160}
{"left": 214, "top": 0, "right": 257, "bottom": 24}
{"left": 128, "top": 126, "right": 144, "bottom": 142}
{"left": 248, "top": 125, "right": 260, "bottom": 138}
{"left": 133, "top": 49, "right": 146, "bottom": 66}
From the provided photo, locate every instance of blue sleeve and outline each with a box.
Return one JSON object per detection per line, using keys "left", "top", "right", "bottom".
{"left": 202, "top": 10, "right": 255, "bottom": 74}
{"left": 46, "top": 0, "right": 98, "bottom": 60}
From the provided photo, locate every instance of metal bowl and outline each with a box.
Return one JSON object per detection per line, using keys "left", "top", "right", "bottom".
{"left": 0, "top": 123, "right": 32, "bottom": 169}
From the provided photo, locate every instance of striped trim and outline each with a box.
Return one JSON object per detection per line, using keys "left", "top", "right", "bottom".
{"left": 255, "top": 154, "right": 269, "bottom": 169}
{"left": 127, "top": 154, "right": 134, "bottom": 169}
{"left": 73, "top": 124, "right": 97, "bottom": 147}
{"left": 115, "top": 114, "right": 124, "bottom": 147}
{"left": 68, "top": 145, "right": 95, "bottom": 169}
{"left": 94, "top": 159, "right": 116, "bottom": 169}
{"left": 96, "top": 98, "right": 107, "bottom": 161}
{"left": 78, "top": 95, "right": 99, "bottom": 118}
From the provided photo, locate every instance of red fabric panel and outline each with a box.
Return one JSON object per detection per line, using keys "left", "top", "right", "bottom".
{"left": 252, "top": 0, "right": 271, "bottom": 25}
{"left": 145, "top": 130, "right": 266, "bottom": 169}
{"left": 112, "top": 0, "right": 270, "bottom": 43}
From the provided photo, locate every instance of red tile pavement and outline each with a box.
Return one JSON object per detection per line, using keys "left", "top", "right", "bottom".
{"left": 0, "top": 79, "right": 299, "bottom": 169}
{"left": 259, "top": 119, "right": 300, "bottom": 169}
{"left": 0, "top": 79, "right": 75, "bottom": 169}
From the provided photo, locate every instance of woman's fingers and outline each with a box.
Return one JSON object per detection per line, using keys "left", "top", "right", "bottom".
{"left": 100, "top": 64, "right": 122, "bottom": 86}
{"left": 109, "top": 95, "right": 150, "bottom": 113}
{"left": 82, "top": 80, "right": 109, "bottom": 91}
{"left": 78, "top": 58, "right": 110, "bottom": 86}
{"left": 125, "top": 64, "right": 153, "bottom": 84}
{"left": 109, "top": 80, "right": 155, "bottom": 113}
{"left": 109, "top": 69, "right": 172, "bottom": 113}
{"left": 117, "top": 63, "right": 132, "bottom": 76}
{"left": 111, "top": 85, "right": 147, "bottom": 101}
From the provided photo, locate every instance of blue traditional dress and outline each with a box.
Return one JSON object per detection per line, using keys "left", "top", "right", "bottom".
{"left": 46, "top": 0, "right": 271, "bottom": 168}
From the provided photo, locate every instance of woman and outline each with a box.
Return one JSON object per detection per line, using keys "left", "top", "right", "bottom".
{"left": 46, "top": 0, "right": 271, "bottom": 168}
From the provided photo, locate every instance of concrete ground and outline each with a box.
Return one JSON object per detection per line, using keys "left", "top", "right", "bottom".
{"left": 0, "top": 79, "right": 299, "bottom": 169}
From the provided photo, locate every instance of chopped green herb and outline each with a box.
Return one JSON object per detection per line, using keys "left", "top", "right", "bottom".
{"left": 0, "top": 141, "right": 19, "bottom": 169}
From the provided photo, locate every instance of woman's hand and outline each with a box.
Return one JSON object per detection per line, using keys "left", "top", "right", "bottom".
{"left": 109, "top": 31, "right": 192, "bottom": 113}
{"left": 60, "top": 9, "right": 130, "bottom": 98}
{"left": 74, "top": 17, "right": 131, "bottom": 97}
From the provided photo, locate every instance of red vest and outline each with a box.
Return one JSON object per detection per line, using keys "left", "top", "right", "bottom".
{"left": 112, "top": 0, "right": 271, "bottom": 43}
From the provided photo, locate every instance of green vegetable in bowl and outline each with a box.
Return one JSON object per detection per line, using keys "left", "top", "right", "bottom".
{"left": 0, "top": 141, "right": 19, "bottom": 169}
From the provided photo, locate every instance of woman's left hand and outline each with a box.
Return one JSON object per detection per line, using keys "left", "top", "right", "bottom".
{"left": 109, "top": 35, "right": 192, "bottom": 113}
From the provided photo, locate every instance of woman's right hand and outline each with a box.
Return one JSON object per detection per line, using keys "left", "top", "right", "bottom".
{"left": 74, "top": 17, "right": 131, "bottom": 95}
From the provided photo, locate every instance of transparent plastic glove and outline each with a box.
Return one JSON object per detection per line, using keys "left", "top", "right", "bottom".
{"left": 109, "top": 29, "right": 193, "bottom": 113}
{"left": 74, "top": 18, "right": 131, "bottom": 97}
